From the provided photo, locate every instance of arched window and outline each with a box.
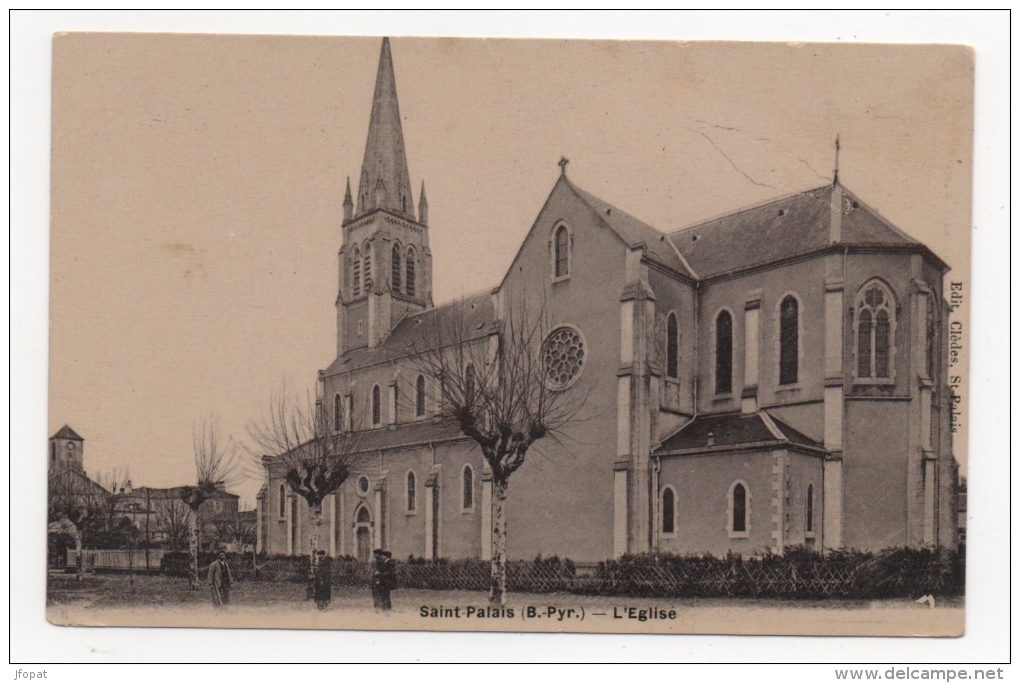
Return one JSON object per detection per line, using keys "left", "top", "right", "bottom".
{"left": 554, "top": 224, "right": 570, "bottom": 278}
{"left": 362, "top": 242, "right": 372, "bottom": 290}
{"left": 406, "top": 471, "right": 417, "bottom": 512}
{"left": 406, "top": 247, "right": 416, "bottom": 297}
{"left": 462, "top": 465, "right": 474, "bottom": 510}
{"left": 728, "top": 481, "right": 749, "bottom": 537}
{"left": 392, "top": 384, "right": 399, "bottom": 424}
{"left": 391, "top": 243, "right": 402, "bottom": 293}
{"left": 855, "top": 281, "right": 896, "bottom": 381}
{"left": 661, "top": 487, "right": 676, "bottom": 535}
{"left": 806, "top": 484, "right": 815, "bottom": 533}
{"left": 356, "top": 505, "right": 371, "bottom": 523}
{"left": 415, "top": 374, "right": 426, "bottom": 417}
{"left": 465, "top": 363, "right": 476, "bottom": 402}
{"left": 666, "top": 312, "right": 679, "bottom": 379}
{"left": 278, "top": 484, "right": 286, "bottom": 519}
{"left": 352, "top": 246, "right": 361, "bottom": 296}
{"left": 334, "top": 394, "right": 342, "bottom": 432}
{"left": 715, "top": 310, "right": 733, "bottom": 394}
{"left": 371, "top": 385, "right": 381, "bottom": 426}
{"left": 779, "top": 295, "right": 799, "bottom": 385}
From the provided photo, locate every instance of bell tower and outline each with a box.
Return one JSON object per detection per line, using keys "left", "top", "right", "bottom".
{"left": 337, "top": 38, "right": 433, "bottom": 355}
{"left": 49, "top": 425, "right": 85, "bottom": 476}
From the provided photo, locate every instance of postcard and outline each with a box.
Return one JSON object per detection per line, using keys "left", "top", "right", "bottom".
{"left": 46, "top": 33, "right": 972, "bottom": 637}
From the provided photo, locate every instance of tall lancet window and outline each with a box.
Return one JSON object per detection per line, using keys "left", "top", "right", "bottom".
{"left": 362, "top": 242, "right": 372, "bottom": 291}
{"left": 371, "top": 385, "right": 381, "bottom": 426}
{"left": 415, "top": 374, "right": 426, "bottom": 417}
{"left": 779, "top": 295, "right": 799, "bottom": 385}
{"left": 352, "top": 246, "right": 362, "bottom": 296}
{"left": 855, "top": 281, "right": 896, "bottom": 381}
{"left": 406, "top": 246, "right": 416, "bottom": 297}
{"left": 391, "top": 244, "right": 402, "bottom": 293}
{"left": 554, "top": 225, "right": 570, "bottom": 278}
{"left": 715, "top": 310, "right": 733, "bottom": 395}
{"left": 666, "top": 312, "right": 679, "bottom": 379}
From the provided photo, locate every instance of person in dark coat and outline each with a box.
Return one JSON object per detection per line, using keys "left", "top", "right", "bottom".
{"left": 371, "top": 549, "right": 396, "bottom": 611}
{"left": 314, "top": 550, "right": 332, "bottom": 610}
{"left": 208, "top": 551, "right": 232, "bottom": 608}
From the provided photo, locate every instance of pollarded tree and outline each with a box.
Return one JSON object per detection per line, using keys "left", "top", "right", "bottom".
{"left": 407, "top": 296, "right": 591, "bottom": 605}
{"left": 180, "top": 418, "right": 238, "bottom": 589}
{"left": 156, "top": 497, "right": 192, "bottom": 552}
{"left": 247, "top": 388, "right": 369, "bottom": 594}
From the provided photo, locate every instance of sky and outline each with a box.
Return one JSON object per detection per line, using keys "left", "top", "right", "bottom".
{"left": 12, "top": 10, "right": 1010, "bottom": 668}
{"left": 45, "top": 33, "right": 976, "bottom": 507}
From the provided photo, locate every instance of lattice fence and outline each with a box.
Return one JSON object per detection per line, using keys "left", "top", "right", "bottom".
{"left": 158, "top": 547, "right": 963, "bottom": 599}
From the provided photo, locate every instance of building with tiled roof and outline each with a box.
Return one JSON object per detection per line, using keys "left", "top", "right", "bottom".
{"left": 258, "top": 39, "right": 958, "bottom": 562}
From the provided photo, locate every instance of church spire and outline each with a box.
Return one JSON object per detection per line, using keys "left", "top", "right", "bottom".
{"left": 418, "top": 180, "right": 428, "bottom": 226}
{"left": 342, "top": 177, "right": 353, "bottom": 223}
{"left": 357, "top": 37, "right": 415, "bottom": 221}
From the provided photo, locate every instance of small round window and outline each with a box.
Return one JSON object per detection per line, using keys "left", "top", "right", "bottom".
{"left": 543, "top": 325, "right": 586, "bottom": 390}
{"left": 357, "top": 476, "right": 370, "bottom": 495}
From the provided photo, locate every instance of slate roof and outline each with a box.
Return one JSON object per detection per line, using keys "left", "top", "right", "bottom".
{"left": 354, "top": 418, "right": 467, "bottom": 452}
{"left": 325, "top": 290, "right": 497, "bottom": 374}
{"left": 668, "top": 184, "right": 942, "bottom": 279}
{"left": 51, "top": 425, "right": 84, "bottom": 441}
{"left": 568, "top": 181, "right": 694, "bottom": 278}
{"left": 264, "top": 419, "right": 467, "bottom": 468}
{"left": 654, "top": 410, "right": 824, "bottom": 454}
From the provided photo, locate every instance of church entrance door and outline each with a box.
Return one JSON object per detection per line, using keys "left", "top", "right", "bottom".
{"left": 354, "top": 505, "right": 372, "bottom": 562}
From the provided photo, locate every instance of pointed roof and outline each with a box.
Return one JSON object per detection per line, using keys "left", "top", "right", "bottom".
{"left": 356, "top": 37, "right": 415, "bottom": 221}
{"left": 654, "top": 411, "right": 825, "bottom": 455}
{"left": 668, "top": 184, "right": 945, "bottom": 279}
{"left": 51, "top": 424, "right": 83, "bottom": 441}
{"left": 325, "top": 289, "right": 497, "bottom": 374}
{"left": 564, "top": 178, "right": 695, "bottom": 279}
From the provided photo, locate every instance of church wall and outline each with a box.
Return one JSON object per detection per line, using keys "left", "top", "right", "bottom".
{"left": 842, "top": 399, "right": 910, "bottom": 550}
{"left": 842, "top": 252, "right": 920, "bottom": 399}
{"left": 375, "top": 445, "right": 433, "bottom": 559}
{"left": 657, "top": 451, "right": 774, "bottom": 556}
{"left": 433, "top": 441, "right": 486, "bottom": 560}
{"left": 786, "top": 452, "right": 825, "bottom": 549}
{"left": 647, "top": 267, "right": 697, "bottom": 428}
{"left": 498, "top": 181, "right": 629, "bottom": 562}
{"left": 696, "top": 258, "right": 828, "bottom": 416}
{"left": 344, "top": 300, "right": 369, "bottom": 352}
{"left": 763, "top": 402, "right": 824, "bottom": 444}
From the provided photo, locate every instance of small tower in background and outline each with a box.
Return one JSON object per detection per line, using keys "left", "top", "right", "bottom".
{"left": 49, "top": 425, "right": 85, "bottom": 476}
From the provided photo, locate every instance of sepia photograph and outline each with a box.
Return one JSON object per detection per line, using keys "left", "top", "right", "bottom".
{"left": 14, "top": 11, "right": 1009, "bottom": 669}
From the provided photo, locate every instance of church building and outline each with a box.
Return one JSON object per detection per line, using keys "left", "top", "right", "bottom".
{"left": 257, "top": 39, "right": 958, "bottom": 563}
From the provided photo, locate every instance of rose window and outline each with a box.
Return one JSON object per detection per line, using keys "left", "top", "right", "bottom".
{"left": 543, "top": 326, "right": 586, "bottom": 390}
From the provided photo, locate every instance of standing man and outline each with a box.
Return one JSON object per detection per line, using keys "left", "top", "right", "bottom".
{"left": 314, "top": 550, "right": 332, "bottom": 611}
{"left": 209, "top": 551, "right": 232, "bottom": 608}
{"left": 372, "top": 549, "right": 397, "bottom": 612}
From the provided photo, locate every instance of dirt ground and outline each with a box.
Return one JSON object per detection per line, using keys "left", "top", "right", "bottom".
{"left": 46, "top": 571, "right": 964, "bottom": 636}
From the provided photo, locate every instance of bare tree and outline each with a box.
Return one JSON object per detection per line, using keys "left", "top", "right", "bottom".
{"left": 247, "top": 388, "right": 369, "bottom": 595}
{"left": 156, "top": 498, "right": 192, "bottom": 552}
{"left": 180, "top": 418, "right": 238, "bottom": 588}
{"left": 407, "top": 296, "right": 591, "bottom": 605}
{"left": 47, "top": 471, "right": 109, "bottom": 581}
